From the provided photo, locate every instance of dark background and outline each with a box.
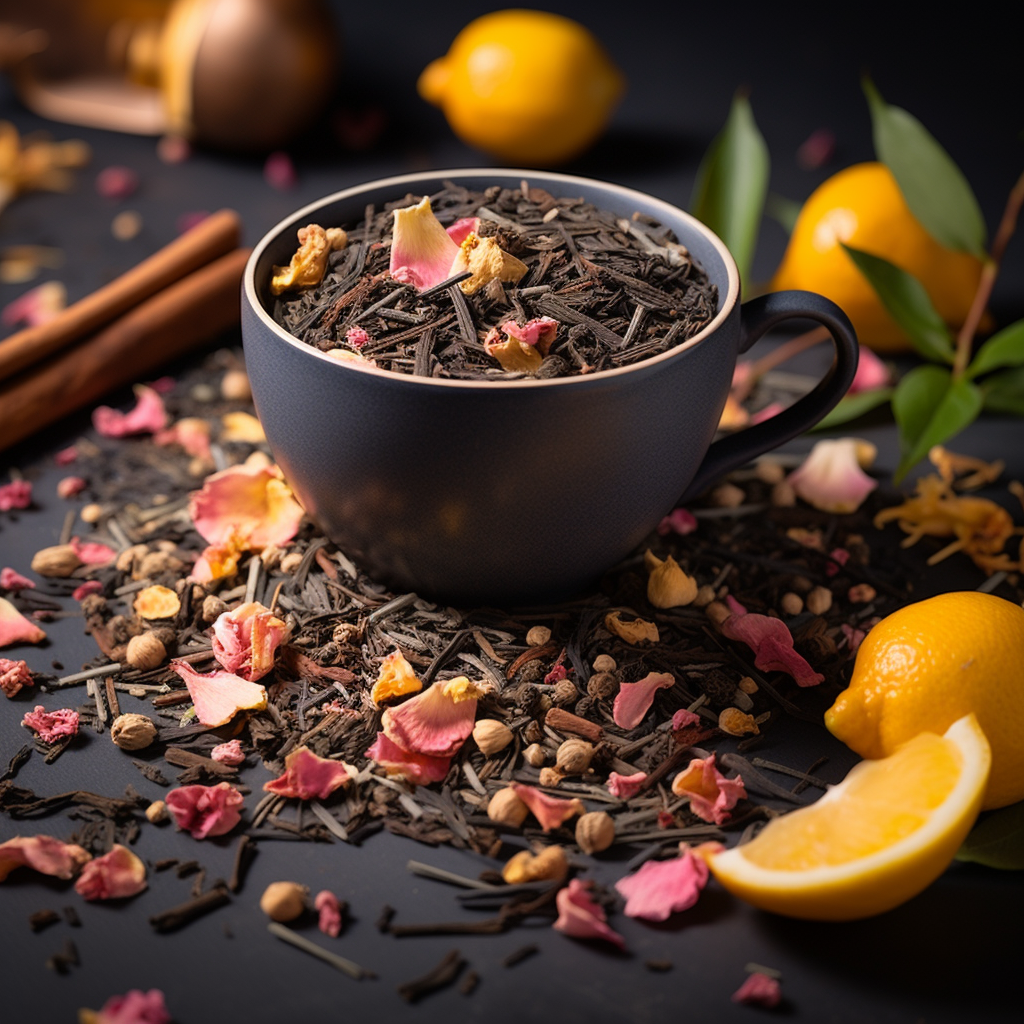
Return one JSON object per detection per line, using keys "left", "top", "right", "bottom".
{"left": 1, "top": 2, "right": 1022, "bottom": 1021}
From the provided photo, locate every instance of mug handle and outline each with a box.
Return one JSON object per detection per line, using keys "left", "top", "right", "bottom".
{"left": 680, "top": 290, "right": 859, "bottom": 502}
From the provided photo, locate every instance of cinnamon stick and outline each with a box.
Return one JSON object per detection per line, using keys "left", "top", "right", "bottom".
{"left": 0, "top": 246, "right": 251, "bottom": 452}
{"left": 0, "top": 208, "right": 241, "bottom": 384}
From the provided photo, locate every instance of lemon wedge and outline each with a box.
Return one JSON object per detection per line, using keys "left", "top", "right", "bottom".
{"left": 706, "top": 714, "right": 990, "bottom": 920}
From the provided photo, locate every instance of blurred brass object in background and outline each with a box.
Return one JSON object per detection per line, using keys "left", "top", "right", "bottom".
{"left": 0, "top": 0, "right": 340, "bottom": 151}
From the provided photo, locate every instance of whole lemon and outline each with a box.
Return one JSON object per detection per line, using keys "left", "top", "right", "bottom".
{"left": 417, "top": 10, "right": 624, "bottom": 166}
{"left": 825, "top": 591, "right": 1024, "bottom": 809}
{"left": 770, "top": 163, "right": 984, "bottom": 353}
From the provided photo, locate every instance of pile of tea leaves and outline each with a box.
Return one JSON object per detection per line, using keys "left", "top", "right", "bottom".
{"left": 271, "top": 181, "right": 718, "bottom": 379}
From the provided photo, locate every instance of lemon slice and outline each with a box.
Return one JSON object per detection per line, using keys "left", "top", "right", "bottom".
{"left": 707, "top": 714, "right": 990, "bottom": 920}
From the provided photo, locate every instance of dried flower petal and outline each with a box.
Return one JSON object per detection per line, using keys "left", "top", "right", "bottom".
{"left": 22, "top": 705, "right": 78, "bottom": 743}
{"left": 315, "top": 890, "right": 343, "bottom": 937}
{"left": 91, "top": 988, "right": 171, "bottom": 1024}
{"left": 210, "top": 739, "right": 245, "bottom": 765}
{"left": 365, "top": 730, "right": 451, "bottom": 784}
{"left": 718, "top": 707, "right": 759, "bottom": 736}
{"left": 270, "top": 223, "right": 346, "bottom": 294}
{"left": 155, "top": 417, "right": 212, "bottom": 459}
{"left": 95, "top": 165, "right": 139, "bottom": 199}
{"left": 510, "top": 783, "right": 584, "bottom": 832}
{"left": 446, "top": 217, "right": 480, "bottom": 245}
{"left": 0, "top": 834, "right": 90, "bottom": 882}
{"left": 720, "top": 601, "right": 824, "bottom": 687}
{"left": 370, "top": 650, "right": 424, "bottom": 705}
{"left": 264, "top": 745, "right": 354, "bottom": 800}
{"left": 74, "top": 844, "right": 147, "bottom": 900}
{"left": 92, "top": 384, "right": 168, "bottom": 438}
{"left": 69, "top": 536, "right": 117, "bottom": 565}
{"left": 929, "top": 446, "right": 1004, "bottom": 490}
{"left": 0, "top": 596, "right": 46, "bottom": 647}
{"left": 264, "top": 151, "right": 297, "bottom": 191}
{"left": 134, "top": 585, "right": 180, "bottom": 620}
{"left": 502, "top": 845, "right": 568, "bottom": 884}
{"left": 848, "top": 346, "right": 890, "bottom": 394}
{"left": 0, "top": 479, "right": 32, "bottom": 510}
{"left": 165, "top": 782, "right": 244, "bottom": 839}
{"left": 170, "top": 660, "right": 268, "bottom": 727}
{"left": 382, "top": 677, "right": 484, "bottom": 758}
{"left": 606, "top": 771, "right": 647, "bottom": 800}
{"left": 732, "top": 972, "right": 782, "bottom": 1008}
{"left": 604, "top": 611, "right": 659, "bottom": 645}
{"left": 211, "top": 601, "right": 287, "bottom": 681}
{"left": 450, "top": 232, "right": 528, "bottom": 295}
{"left": 1, "top": 567, "right": 34, "bottom": 592}
{"left": 57, "top": 476, "right": 87, "bottom": 499}
{"left": 1, "top": 280, "right": 66, "bottom": 328}
{"left": 553, "top": 878, "right": 625, "bottom": 949}
{"left": 70, "top": 580, "right": 108, "bottom": 601}
{"left": 220, "top": 412, "right": 266, "bottom": 443}
{"left": 482, "top": 330, "right": 543, "bottom": 373}
{"left": 614, "top": 846, "right": 709, "bottom": 921}
{"left": 389, "top": 196, "right": 460, "bottom": 291}
{"left": 670, "top": 753, "right": 746, "bottom": 824}
{"left": 671, "top": 708, "right": 701, "bottom": 731}
{"left": 645, "top": 551, "right": 698, "bottom": 608}
{"left": 0, "top": 656, "right": 33, "bottom": 697}
{"left": 787, "top": 438, "right": 878, "bottom": 513}
{"left": 657, "top": 508, "right": 698, "bottom": 536}
{"left": 612, "top": 671, "right": 675, "bottom": 730}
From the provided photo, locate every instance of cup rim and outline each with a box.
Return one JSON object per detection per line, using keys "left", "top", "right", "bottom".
{"left": 244, "top": 167, "right": 741, "bottom": 389}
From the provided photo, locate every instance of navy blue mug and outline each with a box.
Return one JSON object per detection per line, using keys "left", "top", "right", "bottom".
{"left": 242, "top": 169, "right": 858, "bottom": 603}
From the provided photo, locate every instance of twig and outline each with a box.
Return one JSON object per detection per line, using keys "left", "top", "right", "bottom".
{"left": 267, "top": 922, "right": 374, "bottom": 979}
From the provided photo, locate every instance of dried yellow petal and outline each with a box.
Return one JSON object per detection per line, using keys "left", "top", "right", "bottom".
{"left": 134, "top": 585, "right": 181, "bottom": 620}
{"left": 718, "top": 707, "right": 759, "bottom": 736}
{"left": 604, "top": 610, "right": 659, "bottom": 645}
{"left": 645, "top": 551, "right": 698, "bottom": 608}
{"left": 221, "top": 412, "right": 266, "bottom": 443}
{"left": 270, "top": 223, "right": 346, "bottom": 295}
{"left": 370, "top": 650, "right": 423, "bottom": 705}
{"left": 450, "top": 233, "right": 527, "bottom": 295}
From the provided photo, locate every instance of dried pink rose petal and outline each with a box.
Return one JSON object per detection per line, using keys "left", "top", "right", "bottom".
{"left": 211, "top": 601, "right": 287, "bottom": 681}
{"left": 1, "top": 280, "right": 66, "bottom": 328}
{"left": 657, "top": 507, "right": 698, "bottom": 536}
{"left": 389, "top": 196, "right": 460, "bottom": 291}
{"left": 0, "top": 596, "right": 46, "bottom": 648}
{"left": 170, "top": 660, "right": 268, "bottom": 727}
{"left": 787, "top": 438, "right": 878, "bottom": 514}
{"left": 848, "top": 346, "right": 890, "bottom": 394}
{"left": 165, "top": 782, "right": 244, "bottom": 839}
{"left": 57, "top": 476, "right": 87, "bottom": 499}
{"left": 614, "top": 846, "right": 709, "bottom": 921}
{"left": 612, "top": 671, "right": 675, "bottom": 730}
{"left": 93, "top": 988, "right": 171, "bottom": 1024}
{"left": 553, "top": 878, "right": 625, "bottom": 949}
{"left": 510, "top": 783, "right": 584, "bottom": 832}
{"left": 671, "top": 708, "right": 701, "bottom": 731}
{"left": 751, "top": 401, "right": 785, "bottom": 425}
{"left": 315, "top": 890, "right": 344, "bottom": 937}
{"left": 446, "top": 216, "right": 480, "bottom": 245}
{"left": 264, "top": 151, "right": 297, "bottom": 190}
{"left": 22, "top": 705, "right": 78, "bottom": 743}
{"left": 69, "top": 536, "right": 117, "bottom": 565}
{"left": 74, "top": 844, "right": 147, "bottom": 900}
{"left": 54, "top": 445, "right": 78, "bottom": 465}
{"left": 607, "top": 771, "right": 647, "bottom": 800}
{"left": 154, "top": 418, "right": 212, "bottom": 461}
{"left": 732, "top": 971, "right": 782, "bottom": 1008}
{"left": 499, "top": 316, "right": 558, "bottom": 353}
{"left": 720, "top": 600, "right": 824, "bottom": 688}
{"left": 826, "top": 546, "right": 850, "bottom": 576}
{"left": 210, "top": 739, "right": 245, "bottom": 765}
{"left": 92, "top": 384, "right": 168, "bottom": 438}
{"left": 797, "top": 127, "right": 836, "bottom": 170}
{"left": 345, "top": 326, "right": 370, "bottom": 348}
{"left": 264, "top": 745, "right": 353, "bottom": 800}
{"left": 1, "top": 567, "right": 34, "bottom": 592}
{"left": 0, "top": 656, "right": 34, "bottom": 697}
{"left": 0, "top": 834, "right": 91, "bottom": 881}
{"left": 841, "top": 622, "right": 868, "bottom": 654}
{"left": 0, "top": 479, "right": 32, "bottom": 511}
{"left": 72, "top": 580, "right": 104, "bottom": 601}
{"left": 670, "top": 753, "right": 746, "bottom": 825}
{"left": 381, "top": 676, "right": 485, "bottom": 758}
{"left": 365, "top": 730, "right": 451, "bottom": 784}
{"left": 96, "top": 165, "right": 139, "bottom": 199}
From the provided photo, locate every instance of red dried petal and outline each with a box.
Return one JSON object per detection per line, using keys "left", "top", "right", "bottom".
{"left": 92, "top": 384, "right": 168, "bottom": 437}
{"left": 22, "top": 705, "right": 78, "bottom": 743}
{"left": 0, "top": 480, "right": 32, "bottom": 510}
{"left": 0, "top": 568, "right": 34, "bottom": 592}
{"left": 612, "top": 671, "right": 675, "bottom": 730}
{"left": 670, "top": 753, "right": 746, "bottom": 825}
{"left": 365, "top": 731, "right": 451, "bottom": 785}
{"left": 381, "top": 680, "right": 479, "bottom": 758}
{"left": 657, "top": 507, "right": 698, "bottom": 536}
{"left": 74, "top": 844, "right": 147, "bottom": 900}
{"left": 69, "top": 536, "right": 117, "bottom": 565}
{"left": 94, "top": 988, "right": 171, "bottom": 1024}
{"left": 0, "top": 597, "right": 46, "bottom": 649}
{"left": 210, "top": 739, "right": 245, "bottom": 765}
{"left": 264, "top": 745, "right": 353, "bottom": 800}
{"left": 615, "top": 847, "right": 709, "bottom": 921}
{"left": 72, "top": 580, "right": 104, "bottom": 601}
{"left": 315, "top": 890, "right": 343, "bottom": 937}
{"left": 553, "top": 879, "right": 625, "bottom": 949}
{"left": 0, "top": 834, "right": 91, "bottom": 881}
{"left": 165, "top": 782, "right": 244, "bottom": 839}
{"left": 732, "top": 972, "right": 782, "bottom": 1008}
{"left": 171, "top": 660, "right": 267, "bottom": 727}
{"left": 510, "top": 783, "right": 584, "bottom": 832}
{"left": 720, "top": 607, "right": 823, "bottom": 688}
{"left": 606, "top": 771, "right": 647, "bottom": 800}
{"left": 0, "top": 657, "right": 34, "bottom": 698}
{"left": 211, "top": 601, "right": 287, "bottom": 681}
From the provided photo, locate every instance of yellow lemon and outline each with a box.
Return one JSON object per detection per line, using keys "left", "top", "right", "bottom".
{"left": 770, "top": 162, "right": 985, "bottom": 353}
{"left": 417, "top": 10, "right": 624, "bottom": 166}
{"left": 707, "top": 715, "right": 989, "bottom": 920}
{"left": 826, "top": 591, "right": 1024, "bottom": 809}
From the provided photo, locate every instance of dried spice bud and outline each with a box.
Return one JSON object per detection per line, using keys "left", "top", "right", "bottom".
{"left": 718, "top": 707, "right": 759, "bottom": 736}
{"left": 575, "top": 811, "right": 615, "bottom": 854}
{"left": 139, "top": 550, "right": 185, "bottom": 577}
{"left": 848, "top": 583, "right": 877, "bottom": 604}
{"left": 587, "top": 672, "right": 618, "bottom": 699}
{"left": 110, "top": 713, "right": 158, "bottom": 751}
{"left": 523, "top": 743, "right": 547, "bottom": 767}
{"left": 592, "top": 654, "right": 616, "bottom": 673}
{"left": 259, "top": 881, "right": 308, "bottom": 922}
{"left": 771, "top": 480, "right": 797, "bottom": 507}
{"left": 332, "top": 621, "right": 362, "bottom": 644}
{"left": 145, "top": 800, "right": 168, "bottom": 823}
{"left": 473, "top": 719, "right": 514, "bottom": 756}
{"left": 539, "top": 766, "right": 564, "bottom": 787}
{"left": 709, "top": 482, "right": 745, "bottom": 507}
{"left": 556, "top": 739, "right": 594, "bottom": 775}
{"left": 704, "top": 601, "right": 731, "bottom": 627}
{"left": 501, "top": 845, "right": 568, "bottom": 884}
{"left": 486, "top": 787, "right": 529, "bottom": 827}
{"left": 693, "top": 585, "right": 717, "bottom": 607}
{"left": 526, "top": 625, "right": 552, "bottom": 646}
{"left": 125, "top": 633, "right": 166, "bottom": 671}
{"left": 280, "top": 552, "right": 304, "bottom": 574}
{"left": 780, "top": 593, "right": 804, "bottom": 616}
{"left": 221, "top": 369, "right": 252, "bottom": 402}
{"left": 523, "top": 720, "right": 544, "bottom": 745}
{"left": 806, "top": 586, "right": 833, "bottom": 615}
{"left": 552, "top": 678, "right": 578, "bottom": 707}
{"left": 30, "top": 544, "right": 81, "bottom": 578}
{"left": 201, "top": 595, "right": 229, "bottom": 623}
{"left": 737, "top": 676, "right": 758, "bottom": 695}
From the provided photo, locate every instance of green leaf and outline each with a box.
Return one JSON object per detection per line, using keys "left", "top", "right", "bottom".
{"left": 956, "top": 803, "right": 1024, "bottom": 870}
{"left": 841, "top": 243, "right": 955, "bottom": 363}
{"left": 691, "top": 92, "right": 770, "bottom": 284}
{"left": 981, "top": 366, "right": 1024, "bottom": 415}
{"left": 812, "top": 388, "right": 894, "bottom": 431}
{"left": 864, "top": 77, "right": 987, "bottom": 258}
{"left": 765, "top": 192, "right": 800, "bottom": 234}
{"left": 967, "top": 319, "right": 1024, "bottom": 379}
{"left": 892, "top": 366, "right": 982, "bottom": 481}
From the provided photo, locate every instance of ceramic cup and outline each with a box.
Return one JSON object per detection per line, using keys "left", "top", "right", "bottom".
{"left": 242, "top": 169, "right": 858, "bottom": 604}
